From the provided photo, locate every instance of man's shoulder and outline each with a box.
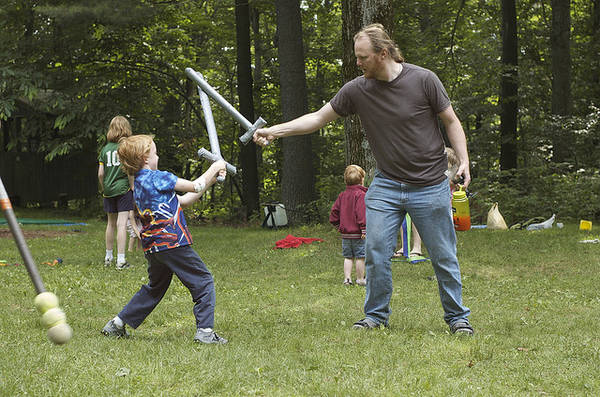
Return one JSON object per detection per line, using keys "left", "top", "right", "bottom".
{"left": 403, "top": 62, "right": 436, "bottom": 78}
{"left": 341, "top": 75, "right": 366, "bottom": 90}
{"left": 331, "top": 76, "right": 372, "bottom": 116}
{"left": 333, "top": 76, "right": 367, "bottom": 102}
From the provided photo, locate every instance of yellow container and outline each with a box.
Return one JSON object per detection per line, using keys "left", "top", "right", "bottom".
{"left": 579, "top": 220, "right": 592, "bottom": 231}
{"left": 452, "top": 187, "right": 471, "bottom": 231}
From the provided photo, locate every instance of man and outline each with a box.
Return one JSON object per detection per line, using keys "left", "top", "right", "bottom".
{"left": 254, "top": 24, "right": 473, "bottom": 335}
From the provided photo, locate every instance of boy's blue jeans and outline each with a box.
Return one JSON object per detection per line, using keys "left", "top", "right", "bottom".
{"left": 119, "top": 245, "right": 216, "bottom": 329}
{"left": 363, "top": 172, "right": 470, "bottom": 326}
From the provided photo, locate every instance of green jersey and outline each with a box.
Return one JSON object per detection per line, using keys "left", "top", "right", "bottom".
{"left": 98, "top": 142, "right": 130, "bottom": 197}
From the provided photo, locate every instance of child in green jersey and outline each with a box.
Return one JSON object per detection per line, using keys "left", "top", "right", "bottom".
{"left": 98, "top": 115, "right": 134, "bottom": 269}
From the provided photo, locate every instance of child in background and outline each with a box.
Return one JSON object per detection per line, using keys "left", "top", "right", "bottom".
{"left": 98, "top": 115, "right": 134, "bottom": 269}
{"left": 126, "top": 210, "right": 142, "bottom": 252}
{"left": 394, "top": 147, "right": 461, "bottom": 262}
{"left": 394, "top": 221, "right": 426, "bottom": 262}
{"left": 329, "top": 165, "right": 367, "bottom": 286}
{"left": 101, "top": 134, "right": 228, "bottom": 344}
{"left": 445, "top": 146, "right": 461, "bottom": 192}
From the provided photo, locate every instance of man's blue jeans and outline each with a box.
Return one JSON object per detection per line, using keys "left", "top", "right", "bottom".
{"left": 363, "top": 172, "right": 470, "bottom": 326}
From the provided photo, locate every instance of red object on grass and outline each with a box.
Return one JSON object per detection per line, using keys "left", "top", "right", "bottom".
{"left": 274, "top": 234, "right": 324, "bottom": 249}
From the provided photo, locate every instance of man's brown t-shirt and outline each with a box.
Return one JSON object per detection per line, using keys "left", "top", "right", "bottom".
{"left": 330, "top": 62, "right": 451, "bottom": 186}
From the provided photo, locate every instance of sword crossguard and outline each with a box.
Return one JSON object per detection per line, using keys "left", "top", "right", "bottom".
{"left": 239, "top": 117, "right": 267, "bottom": 145}
{"left": 197, "top": 148, "right": 237, "bottom": 180}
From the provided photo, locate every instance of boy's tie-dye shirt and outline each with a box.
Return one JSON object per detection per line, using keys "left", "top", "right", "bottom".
{"left": 133, "top": 168, "right": 193, "bottom": 253}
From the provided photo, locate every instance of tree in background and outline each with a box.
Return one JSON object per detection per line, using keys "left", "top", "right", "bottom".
{"left": 2, "top": 0, "right": 600, "bottom": 222}
{"left": 500, "top": 0, "right": 518, "bottom": 171}
{"left": 235, "top": 0, "right": 260, "bottom": 218}
{"left": 275, "top": 0, "right": 314, "bottom": 225}
{"left": 550, "top": 0, "right": 572, "bottom": 163}
{"left": 341, "top": 0, "right": 392, "bottom": 177}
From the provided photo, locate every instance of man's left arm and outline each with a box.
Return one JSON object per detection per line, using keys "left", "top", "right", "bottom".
{"left": 439, "top": 105, "right": 471, "bottom": 188}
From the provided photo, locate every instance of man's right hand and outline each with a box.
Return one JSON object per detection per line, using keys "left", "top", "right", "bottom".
{"left": 253, "top": 128, "right": 275, "bottom": 147}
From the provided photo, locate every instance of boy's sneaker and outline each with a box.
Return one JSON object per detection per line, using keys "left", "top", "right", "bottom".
{"left": 449, "top": 320, "right": 474, "bottom": 336}
{"left": 104, "top": 258, "right": 112, "bottom": 267}
{"left": 355, "top": 278, "right": 366, "bottom": 286}
{"left": 116, "top": 261, "right": 130, "bottom": 270}
{"left": 101, "top": 319, "right": 129, "bottom": 338}
{"left": 352, "top": 317, "right": 381, "bottom": 329}
{"left": 193, "top": 329, "right": 228, "bottom": 344}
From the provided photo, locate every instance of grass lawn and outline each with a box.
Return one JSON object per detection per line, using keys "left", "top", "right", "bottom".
{"left": 1, "top": 211, "right": 599, "bottom": 396}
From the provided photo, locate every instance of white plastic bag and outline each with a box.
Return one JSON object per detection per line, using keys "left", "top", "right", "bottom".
{"left": 526, "top": 214, "right": 555, "bottom": 231}
{"left": 487, "top": 202, "right": 508, "bottom": 230}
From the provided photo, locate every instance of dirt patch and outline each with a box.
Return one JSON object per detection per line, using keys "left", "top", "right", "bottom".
{"left": 0, "top": 229, "right": 77, "bottom": 239}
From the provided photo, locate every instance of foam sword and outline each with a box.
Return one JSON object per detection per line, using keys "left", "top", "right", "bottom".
{"left": 185, "top": 67, "right": 266, "bottom": 145}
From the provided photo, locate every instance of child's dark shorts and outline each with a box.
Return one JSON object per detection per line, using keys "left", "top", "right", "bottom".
{"left": 341, "top": 238, "right": 365, "bottom": 259}
{"left": 103, "top": 190, "right": 134, "bottom": 213}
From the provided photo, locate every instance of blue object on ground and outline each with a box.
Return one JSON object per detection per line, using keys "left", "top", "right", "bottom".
{"left": 0, "top": 218, "right": 87, "bottom": 226}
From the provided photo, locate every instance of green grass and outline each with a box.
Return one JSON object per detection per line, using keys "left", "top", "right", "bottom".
{"left": 1, "top": 212, "right": 599, "bottom": 396}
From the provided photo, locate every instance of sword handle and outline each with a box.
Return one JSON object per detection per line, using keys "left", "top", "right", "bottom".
{"left": 197, "top": 148, "right": 237, "bottom": 175}
{"left": 239, "top": 117, "right": 267, "bottom": 145}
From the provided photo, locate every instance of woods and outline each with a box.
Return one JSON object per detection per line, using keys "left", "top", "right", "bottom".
{"left": 1, "top": 0, "right": 599, "bottom": 224}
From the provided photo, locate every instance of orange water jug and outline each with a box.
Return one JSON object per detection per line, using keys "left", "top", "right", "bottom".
{"left": 452, "top": 186, "right": 471, "bottom": 231}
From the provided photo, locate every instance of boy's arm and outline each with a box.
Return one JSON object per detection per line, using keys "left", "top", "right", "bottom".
{"left": 329, "top": 196, "right": 341, "bottom": 227}
{"left": 128, "top": 210, "right": 141, "bottom": 238}
{"left": 355, "top": 194, "right": 367, "bottom": 236}
{"left": 176, "top": 160, "right": 227, "bottom": 208}
{"left": 97, "top": 163, "right": 104, "bottom": 193}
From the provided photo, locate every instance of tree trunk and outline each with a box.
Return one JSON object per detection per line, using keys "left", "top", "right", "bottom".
{"left": 250, "top": 7, "right": 264, "bottom": 175}
{"left": 341, "top": 0, "right": 392, "bottom": 180}
{"left": 500, "top": 0, "right": 518, "bottom": 171}
{"left": 235, "top": 0, "right": 260, "bottom": 218}
{"left": 275, "top": 0, "right": 314, "bottom": 225}
{"left": 550, "top": 0, "right": 572, "bottom": 162}
{"left": 591, "top": 0, "right": 600, "bottom": 105}
{"left": 594, "top": 0, "right": 600, "bottom": 34}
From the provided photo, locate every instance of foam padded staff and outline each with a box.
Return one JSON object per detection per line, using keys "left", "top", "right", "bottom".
{"left": 0, "top": 176, "right": 73, "bottom": 344}
{"left": 0, "top": 176, "right": 45, "bottom": 293}
{"left": 198, "top": 85, "right": 227, "bottom": 183}
{"left": 185, "top": 67, "right": 266, "bottom": 145}
{"left": 197, "top": 148, "right": 237, "bottom": 175}
{"left": 180, "top": 72, "right": 238, "bottom": 182}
